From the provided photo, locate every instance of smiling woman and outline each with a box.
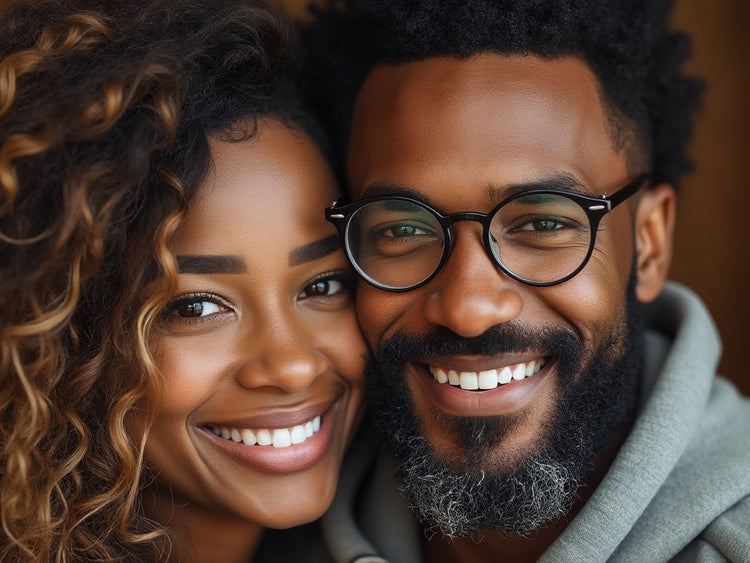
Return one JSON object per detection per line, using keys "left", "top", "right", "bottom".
{"left": 143, "top": 121, "right": 365, "bottom": 554}
{"left": 0, "top": 1, "right": 365, "bottom": 562}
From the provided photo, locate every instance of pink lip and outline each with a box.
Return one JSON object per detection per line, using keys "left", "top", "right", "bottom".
{"left": 199, "top": 402, "right": 338, "bottom": 474}
{"left": 409, "top": 360, "right": 553, "bottom": 417}
{"left": 205, "top": 401, "right": 331, "bottom": 430}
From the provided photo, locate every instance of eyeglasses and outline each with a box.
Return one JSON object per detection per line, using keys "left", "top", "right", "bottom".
{"left": 326, "top": 174, "right": 648, "bottom": 292}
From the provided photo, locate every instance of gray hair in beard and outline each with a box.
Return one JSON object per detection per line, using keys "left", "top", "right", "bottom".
{"left": 364, "top": 278, "right": 644, "bottom": 538}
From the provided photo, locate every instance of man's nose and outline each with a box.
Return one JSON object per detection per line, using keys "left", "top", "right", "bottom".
{"left": 421, "top": 223, "right": 523, "bottom": 337}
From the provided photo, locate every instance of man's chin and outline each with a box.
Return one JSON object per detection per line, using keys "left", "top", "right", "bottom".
{"left": 390, "top": 420, "right": 582, "bottom": 537}
{"left": 423, "top": 411, "right": 548, "bottom": 477}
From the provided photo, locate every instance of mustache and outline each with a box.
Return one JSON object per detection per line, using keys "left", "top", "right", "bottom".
{"left": 372, "top": 322, "right": 583, "bottom": 367}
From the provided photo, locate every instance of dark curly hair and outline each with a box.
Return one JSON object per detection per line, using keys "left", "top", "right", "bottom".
{"left": 0, "top": 0, "right": 319, "bottom": 560}
{"left": 300, "top": 0, "right": 704, "bottom": 190}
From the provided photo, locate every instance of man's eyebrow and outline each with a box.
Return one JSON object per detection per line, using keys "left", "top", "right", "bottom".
{"left": 360, "top": 183, "right": 441, "bottom": 207}
{"left": 289, "top": 234, "right": 341, "bottom": 267}
{"left": 360, "top": 174, "right": 587, "bottom": 207}
{"left": 487, "top": 173, "right": 588, "bottom": 202}
{"left": 176, "top": 255, "right": 247, "bottom": 274}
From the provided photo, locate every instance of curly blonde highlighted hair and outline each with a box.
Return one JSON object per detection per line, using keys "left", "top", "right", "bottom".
{"left": 0, "top": 0, "right": 305, "bottom": 559}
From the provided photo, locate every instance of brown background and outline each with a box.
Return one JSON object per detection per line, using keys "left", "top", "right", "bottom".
{"left": 276, "top": 0, "right": 750, "bottom": 394}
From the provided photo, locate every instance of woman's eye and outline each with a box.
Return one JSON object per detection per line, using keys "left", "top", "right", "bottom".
{"left": 299, "top": 272, "right": 354, "bottom": 300}
{"left": 301, "top": 279, "right": 343, "bottom": 298}
{"left": 162, "top": 294, "right": 230, "bottom": 322}
{"left": 173, "top": 300, "right": 224, "bottom": 318}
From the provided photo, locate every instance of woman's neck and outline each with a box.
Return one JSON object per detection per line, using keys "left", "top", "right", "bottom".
{"left": 145, "top": 486, "right": 264, "bottom": 563}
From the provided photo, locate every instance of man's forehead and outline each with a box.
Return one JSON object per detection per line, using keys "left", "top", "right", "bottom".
{"left": 362, "top": 53, "right": 600, "bottom": 96}
{"left": 346, "top": 53, "right": 620, "bottom": 197}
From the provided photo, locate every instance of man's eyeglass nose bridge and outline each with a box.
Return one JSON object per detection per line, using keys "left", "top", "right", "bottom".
{"left": 326, "top": 174, "right": 648, "bottom": 292}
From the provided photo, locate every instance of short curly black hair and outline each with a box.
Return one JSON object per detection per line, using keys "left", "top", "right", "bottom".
{"left": 300, "top": 0, "right": 704, "bottom": 190}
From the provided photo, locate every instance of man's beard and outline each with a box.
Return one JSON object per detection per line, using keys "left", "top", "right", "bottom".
{"left": 364, "top": 277, "right": 645, "bottom": 538}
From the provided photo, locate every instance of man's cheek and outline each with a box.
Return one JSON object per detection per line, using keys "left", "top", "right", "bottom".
{"left": 356, "top": 284, "right": 412, "bottom": 347}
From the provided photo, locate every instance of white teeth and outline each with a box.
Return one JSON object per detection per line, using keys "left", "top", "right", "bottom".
{"left": 272, "top": 428, "right": 292, "bottom": 448}
{"left": 430, "top": 359, "right": 546, "bottom": 390}
{"left": 256, "top": 429, "right": 272, "bottom": 446}
{"left": 498, "top": 366, "right": 513, "bottom": 384}
{"left": 459, "top": 372, "right": 479, "bottom": 390}
{"left": 241, "top": 429, "right": 256, "bottom": 446}
{"left": 435, "top": 367, "right": 449, "bottom": 384}
{"left": 290, "top": 425, "right": 306, "bottom": 445}
{"left": 478, "top": 369, "right": 499, "bottom": 389}
{"left": 210, "top": 415, "right": 322, "bottom": 448}
{"left": 448, "top": 370, "right": 460, "bottom": 385}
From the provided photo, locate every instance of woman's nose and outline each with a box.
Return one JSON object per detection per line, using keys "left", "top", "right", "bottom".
{"left": 233, "top": 313, "right": 327, "bottom": 393}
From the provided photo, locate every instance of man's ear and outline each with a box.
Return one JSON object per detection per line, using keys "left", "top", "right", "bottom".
{"left": 634, "top": 183, "right": 676, "bottom": 303}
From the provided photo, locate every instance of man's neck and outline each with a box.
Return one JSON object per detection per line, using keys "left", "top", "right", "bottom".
{"left": 423, "top": 517, "right": 571, "bottom": 563}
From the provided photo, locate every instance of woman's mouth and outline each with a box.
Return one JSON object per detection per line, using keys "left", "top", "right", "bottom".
{"left": 201, "top": 404, "right": 341, "bottom": 474}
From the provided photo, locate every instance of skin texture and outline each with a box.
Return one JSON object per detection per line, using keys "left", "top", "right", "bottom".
{"left": 347, "top": 54, "right": 674, "bottom": 560}
{"left": 142, "top": 119, "right": 366, "bottom": 563}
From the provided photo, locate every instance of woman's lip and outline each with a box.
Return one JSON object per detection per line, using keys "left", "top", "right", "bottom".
{"left": 408, "top": 359, "right": 554, "bottom": 417}
{"left": 199, "top": 401, "right": 340, "bottom": 474}
{"left": 203, "top": 400, "right": 331, "bottom": 430}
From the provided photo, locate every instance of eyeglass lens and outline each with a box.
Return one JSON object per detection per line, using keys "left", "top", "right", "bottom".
{"left": 345, "top": 193, "right": 594, "bottom": 289}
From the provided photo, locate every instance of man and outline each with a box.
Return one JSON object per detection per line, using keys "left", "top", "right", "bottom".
{"left": 302, "top": 1, "right": 750, "bottom": 561}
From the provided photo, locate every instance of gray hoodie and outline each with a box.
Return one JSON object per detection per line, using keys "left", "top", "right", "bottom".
{"left": 322, "top": 283, "right": 750, "bottom": 562}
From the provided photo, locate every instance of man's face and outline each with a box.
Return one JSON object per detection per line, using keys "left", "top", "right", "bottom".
{"left": 346, "top": 54, "right": 654, "bottom": 534}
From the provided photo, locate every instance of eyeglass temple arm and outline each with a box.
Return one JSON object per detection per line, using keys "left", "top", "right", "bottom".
{"left": 606, "top": 173, "right": 650, "bottom": 209}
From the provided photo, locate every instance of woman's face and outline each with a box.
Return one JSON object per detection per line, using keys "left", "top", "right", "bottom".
{"left": 144, "top": 120, "right": 366, "bottom": 530}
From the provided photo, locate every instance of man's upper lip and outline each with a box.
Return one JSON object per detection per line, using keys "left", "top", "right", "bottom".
{"left": 204, "top": 401, "right": 332, "bottom": 430}
{"left": 415, "top": 353, "right": 548, "bottom": 372}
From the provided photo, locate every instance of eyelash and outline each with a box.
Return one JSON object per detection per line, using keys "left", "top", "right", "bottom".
{"left": 160, "top": 270, "right": 356, "bottom": 328}
{"left": 161, "top": 292, "right": 233, "bottom": 325}
{"left": 298, "top": 270, "right": 357, "bottom": 301}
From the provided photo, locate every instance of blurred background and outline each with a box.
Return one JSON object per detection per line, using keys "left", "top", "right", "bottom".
{"left": 275, "top": 0, "right": 750, "bottom": 394}
{"left": 670, "top": 0, "right": 750, "bottom": 394}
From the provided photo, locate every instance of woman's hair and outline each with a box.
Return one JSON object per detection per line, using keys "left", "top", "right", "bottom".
{"left": 0, "top": 0, "right": 315, "bottom": 559}
{"left": 300, "top": 0, "right": 704, "bottom": 191}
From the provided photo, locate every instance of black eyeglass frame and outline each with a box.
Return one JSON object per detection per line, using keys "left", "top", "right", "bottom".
{"left": 326, "top": 174, "right": 649, "bottom": 292}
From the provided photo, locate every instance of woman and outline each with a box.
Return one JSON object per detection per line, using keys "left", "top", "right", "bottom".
{"left": 0, "top": 0, "right": 365, "bottom": 561}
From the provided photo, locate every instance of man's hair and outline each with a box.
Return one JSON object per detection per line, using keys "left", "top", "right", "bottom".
{"left": 0, "top": 0, "right": 317, "bottom": 559}
{"left": 301, "top": 0, "right": 704, "bottom": 189}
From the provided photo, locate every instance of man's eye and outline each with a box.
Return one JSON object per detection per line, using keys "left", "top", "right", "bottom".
{"left": 381, "top": 223, "right": 431, "bottom": 238}
{"left": 524, "top": 217, "right": 567, "bottom": 231}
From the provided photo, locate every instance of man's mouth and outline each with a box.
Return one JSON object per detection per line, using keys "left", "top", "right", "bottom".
{"left": 428, "top": 358, "right": 547, "bottom": 391}
{"left": 205, "top": 415, "right": 322, "bottom": 448}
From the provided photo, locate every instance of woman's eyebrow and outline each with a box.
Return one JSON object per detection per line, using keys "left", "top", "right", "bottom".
{"left": 176, "top": 255, "right": 247, "bottom": 274}
{"left": 288, "top": 234, "right": 341, "bottom": 266}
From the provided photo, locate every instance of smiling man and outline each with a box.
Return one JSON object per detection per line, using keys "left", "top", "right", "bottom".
{"left": 302, "top": 1, "right": 750, "bottom": 561}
